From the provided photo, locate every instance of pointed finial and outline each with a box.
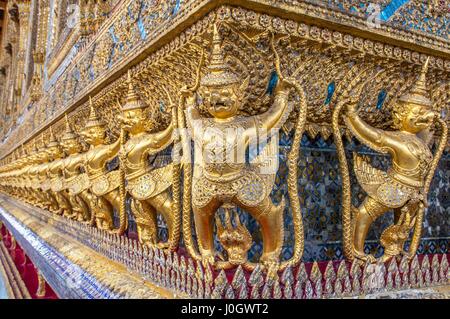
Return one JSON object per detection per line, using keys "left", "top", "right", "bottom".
{"left": 65, "top": 113, "right": 70, "bottom": 127}
{"left": 89, "top": 96, "right": 94, "bottom": 115}
{"left": 398, "top": 57, "right": 432, "bottom": 107}
{"left": 61, "top": 113, "right": 78, "bottom": 141}
{"left": 419, "top": 57, "right": 430, "bottom": 83}
{"left": 127, "top": 69, "right": 132, "bottom": 84}
{"left": 49, "top": 127, "right": 56, "bottom": 142}
{"left": 40, "top": 133, "right": 46, "bottom": 149}
{"left": 32, "top": 138, "right": 38, "bottom": 152}
{"left": 84, "top": 96, "right": 105, "bottom": 128}
{"left": 46, "top": 127, "right": 59, "bottom": 149}
{"left": 121, "top": 69, "right": 145, "bottom": 110}
{"left": 210, "top": 24, "right": 223, "bottom": 66}
{"left": 200, "top": 24, "right": 239, "bottom": 87}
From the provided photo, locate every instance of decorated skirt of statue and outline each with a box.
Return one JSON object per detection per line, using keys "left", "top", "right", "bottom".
{"left": 193, "top": 166, "right": 275, "bottom": 208}
{"left": 353, "top": 154, "right": 425, "bottom": 208}
{"left": 192, "top": 134, "right": 278, "bottom": 208}
{"left": 66, "top": 173, "right": 91, "bottom": 195}
{"left": 126, "top": 164, "right": 173, "bottom": 201}
{"left": 50, "top": 177, "right": 65, "bottom": 192}
{"left": 90, "top": 170, "right": 121, "bottom": 196}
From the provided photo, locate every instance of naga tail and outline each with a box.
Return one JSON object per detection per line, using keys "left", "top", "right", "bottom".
{"left": 116, "top": 128, "right": 128, "bottom": 235}
{"left": 332, "top": 100, "right": 354, "bottom": 262}
{"left": 280, "top": 80, "right": 307, "bottom": 270}
{"left": 408, "top": 118, "right": 448, "bottom": 258}
{"left": 178, "top": 95, "right": 201, "bottom": 261}
{"left": 169, "top": 107, "right": 181, "bottom": 251}
{"left": 178, "top": 50, "right": 204, "bottom": 261}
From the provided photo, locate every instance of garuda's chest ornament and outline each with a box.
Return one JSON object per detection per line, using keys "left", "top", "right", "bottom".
{"left": 333, "top": 58, "right": 448, "bottom": 264}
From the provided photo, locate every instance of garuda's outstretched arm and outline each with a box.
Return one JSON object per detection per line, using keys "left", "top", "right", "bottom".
{"left": 252, "top": 36, "right": 294, "bottom": 136}
{"left": 150, "top": 104, "right": 178, "bottom": 150}
{"left": 94, "top": 137, "right": 121, "bottom": 164}
{"left": 255, "top": 81, "right": 292, "bottom": 132}
{"left": 344, "top": 102, "right": 394, "bottom": 155}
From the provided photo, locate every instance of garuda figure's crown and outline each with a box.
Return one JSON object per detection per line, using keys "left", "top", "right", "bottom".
{"left": 398, "top": 58, "right": 432, "bottom": 107}
{"left": 31, "top": 138, "right": 39, "bottom": 153}
{"left": 61, "top": 114, "right": 78, "bottom": 141}
{"left": 38, "top": 133, "right": 47, "bottom": 151}
{"left": 200, "top": 24, "right": 239, "bottom": 88}
{"left": 46, "top": 127, "right": 59, "bottom": 148}
{"left": 121, "top": 70, "right": 146, "bottom": 111}
{"left": 21, "top": 144, "right": 27, "bottom": 157}
{"left": 84, "top": 97, "right": 106, "bottom": 128}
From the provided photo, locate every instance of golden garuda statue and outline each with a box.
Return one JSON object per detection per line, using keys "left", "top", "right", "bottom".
{"left": 79, "top": 99, "right": 127, "bottom": 233}
{"left": 19, "top": 141, "right": 44, "bottom": 208}
{"left": 117, "top": 71, "right": 180, "bottom": 250}
{"left": 60, "top": 114, "right": 92, "bottom": 223}
{"left": 333, "top": 59, "right": 448, "bottom": 263}
{"left": 178, "top": 25, "right": 308, "bottom": 276}
{"left": 30, "top": 135, "right": 60, "bottom": 213}
{"left": 45, "top": 128, "right": 74, "bottom": 218}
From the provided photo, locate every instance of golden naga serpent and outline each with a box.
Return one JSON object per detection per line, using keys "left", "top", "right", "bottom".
{"left": 408, "top": 117, "right": 447, "bottom": 258}
{"left": 116, "top": 128, "right": 128, "bottom": 235}
{"left": 332, "top": 90, "right": 448, "bottom": 262}
{"left": 332, "top": 97, "right": 356, "bottom": 262}
{"left": 178, "top": 49, "right": 203, "bottom": 262}
{"left": 179, "top": 35, "right": 307, "bottom": 272}
{"left": 165, "top": 89, "right": 182, "bottom": 252}
{"left": 273, "top": 37, "right": 307, "bottom": 271}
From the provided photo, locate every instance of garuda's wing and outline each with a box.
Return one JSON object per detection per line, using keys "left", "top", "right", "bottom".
{"left": 353, "top": 153, "right": 388, "bottom": 197}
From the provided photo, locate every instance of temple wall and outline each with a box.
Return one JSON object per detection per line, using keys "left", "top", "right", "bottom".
{"left": 0, "top": 0, "right": 448, "bottom": 299}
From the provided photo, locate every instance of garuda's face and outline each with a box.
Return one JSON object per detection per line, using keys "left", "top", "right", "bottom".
{"left": 46, "top": 145, "right": 63, "bottom": 159}
{"left": 119, "top": 109, "right": 145, "bottom": 133}
{"left": 401, "top": 103, "right": 435, "bottom": 134}
{"left": 201, "top": 85, "right": 239, "bottom": 120}
{"left": 61, "top": 139, "right": 82, "bottom": 154}
{"left": 81, "top": 126, "right": 106, "bottom": 146}
{"left": 37, "top": 149, "right": 50, "bottom": 162}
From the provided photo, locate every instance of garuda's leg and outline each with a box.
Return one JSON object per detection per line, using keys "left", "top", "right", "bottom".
{"left": 45, "top": 190, "right": 59, "bottom": 213}
{"left": 192, "top": 198, "right": 223, "bottom": 264}
{"left": 131, "top": 198, "right": 158, "bottom": 246}
{"left": 147, "top": 190, "right": 174, "bottom": 248}
{"left": 79, "top": 190, "right": 95, "bottom": 224}
{"left": 238, "top": 196, "right": 284, "bottom": 273}
{"left": 353, "top": 196, "right": 389, "bottom": 262}
{"left": 68, "top": 193, "right": 90, "bottom": 222}
{"left": 54, "top": 191, "right": 73, "bottom": 217}
{"left": 91, "top": 195, "right": 114, "bottom": 230}
{"left": 33, "top": 189, "right": 46, "bottom": 208}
